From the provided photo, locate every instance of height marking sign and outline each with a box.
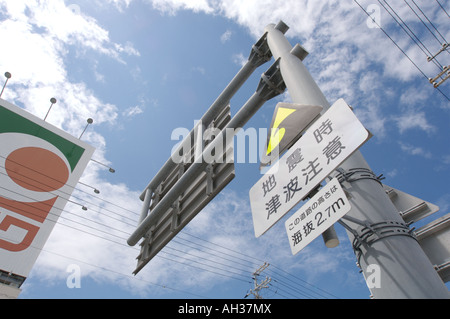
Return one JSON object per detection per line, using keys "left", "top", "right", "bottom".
{"left": 285, "top": 178, "right": 351, "bottom": 255}
{"left": 249, "top": 98, "right": 370, "bottom": 237}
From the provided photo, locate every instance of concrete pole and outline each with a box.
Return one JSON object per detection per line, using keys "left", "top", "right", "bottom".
{"left": 265, "top": 21, "right": 449, "bottom": 298}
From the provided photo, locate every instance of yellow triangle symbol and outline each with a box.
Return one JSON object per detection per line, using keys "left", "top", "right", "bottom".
{"left": 266, "top": 107, "right": 296, "bottom": 155}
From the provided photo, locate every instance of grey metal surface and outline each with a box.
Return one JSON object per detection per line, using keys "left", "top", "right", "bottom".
{"left": 415, "top": 213, "right": 450, "bottom": 283}
{"left": 128, "top": 60, "right": 285, "bottom": 249}
{"left": 264, "top": 21, "right": 449, "bottom": 298}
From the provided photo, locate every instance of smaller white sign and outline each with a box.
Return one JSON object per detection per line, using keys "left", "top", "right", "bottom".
{"left": 285, "top": 178, "right": 351, "bottom": 255}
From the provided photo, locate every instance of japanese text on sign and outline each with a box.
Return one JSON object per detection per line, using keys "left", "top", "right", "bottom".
{"left": 285, "top": 178, "right": 351, "bottom": 255}
{"left": 250, "top": 98, "right": 370, "bottom": 238}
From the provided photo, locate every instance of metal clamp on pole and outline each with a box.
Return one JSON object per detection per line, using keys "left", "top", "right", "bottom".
{"left": 339, "top": 215, "right": 417, "bottom": 267}
{"left": 334, "top": 167, "right": 385, "bottom": 186}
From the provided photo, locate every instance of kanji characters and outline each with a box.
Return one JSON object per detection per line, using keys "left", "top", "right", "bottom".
{"left": 286, "top": 147, "right": 303, "bottom": 173}
{"left": 313, "top": 119, "right": 333, "bottom": 143}
{"left": 322, "top": 136, "right": 346, "bottom": 164}
{"left": 262, "top": 174, "right": 276, "bottom": 197}
{"left": 265, "top": 194, "right": 282, "bottom": 220}
{"left": 303, "top": 221, "right": 315, "bottom": 237}
{"left": 290, "top": 220, "right": 315, "bottom": 247}
{"left": 291, "top": 230, "right": 302, "bottom": 246}
{"left": 302, "top": 158, "right": 323, "bottom": 185}
{"left": 283, "top": 176, "right": 302, "bottom": 203}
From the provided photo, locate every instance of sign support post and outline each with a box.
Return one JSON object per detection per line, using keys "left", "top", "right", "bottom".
{"left": 265, "top": 21, "right": 449, "bottom": 298}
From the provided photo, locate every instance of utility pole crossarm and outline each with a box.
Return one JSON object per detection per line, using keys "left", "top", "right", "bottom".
{"left": 246, "top": 262, "right": 271, "bottom": 299}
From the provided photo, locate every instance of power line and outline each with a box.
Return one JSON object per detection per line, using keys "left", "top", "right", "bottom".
{"left": 0, "top": 189, "right": 257, "bottom": 289}
{"left": 0, "top": 150, "right": 339, "bottom": 298}
{"left": 177, "top": 232, "right": 339, "bottom": 299}
{"left": 0, "top": 156, "right": 140, "bottom": 224}
{"left": 0, "top": 162, "right": 258, "bottom": 287}
{"left": 354, "top": 0, "right": 450, "bottom": 101}
{"left": 0, "top": 170, "right": 137, "bottom": 239}
{"left": 436, "top": 0, "right": 450, "bottom": 18}
{"left": 379, "top": 0, "right": 444, "bottom": 70}
{"left": 268, "top": 265, "right": 339, "bottom": 299}
{"left": 0, "top": 193, "right": 340, "bottom": 299}
{"left": 21, "top": 240, "right": 209, "bottom": 298}
{"left": 408, "top": 0, "right": 448, "bottom": 45}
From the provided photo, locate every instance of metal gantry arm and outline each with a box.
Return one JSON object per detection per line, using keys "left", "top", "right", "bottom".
{"left": 136, "top": 32, "right": 274, "bottom": 225}
{"left": 128, "top": 58, "right": 286, "bottom": 248}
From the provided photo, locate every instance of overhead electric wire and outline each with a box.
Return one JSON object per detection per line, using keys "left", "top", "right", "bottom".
{"left": 171, "top": 238, "right": 257, "bottom": 271}
{"left": 380, "top": 0, "right": 445, "bottom": 70}
{"left": 270, "top": 278, "right": 319, "bottom": 299}
{"left": 268, "top": 282, "right": 310, "bottom": 299}
{"left": 0, "top": 188, "right": 253, "bottom": 286}
{"left": 436, "top": 0, "right": 450, "bottom": 18}
{"left": 0, "top": 184, "right": 258, "bottom": 288}
{"left": 354, "top": 0, "right": 450, "bottom": 101}
{"left": 0, "top": 154, "right": 339, "bottom": 298}
{"left": 408, "top": 0, "right": 449, "bottom": 45}
{"left": 159, "top": 249, "right": 252, "bottom": 284}
{"left": 266, "top": 286, "right": 291, "bottom": 299}
{"left": 1, "top": 236, "right": 209, "bottom": 299}
{"left": 0, "top": 169, "right": 138, "bottom": 240}
{"left": 0, "top": 155, "right": 140, "bottom": 225}
{"left": 269, "top": 264, "right": 340, "bottom": 299}
{"left": 0, "top": 152, "right": 141, "bottom": 219}
{"left": 174, "top": 235, "right": 262, "bottom": 269}
{"left": 178, "top": 232, "right": 339, "bottom": 299}
{"left": 179, "top": 232, "right": 265, "bottom": 266}
{"left": 0, "top": 168, "right": 256, "bottom": 288}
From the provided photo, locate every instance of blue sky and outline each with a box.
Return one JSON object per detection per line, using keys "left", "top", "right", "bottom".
{"left": 0, "top": 0, "right": 448, "bottom": 299}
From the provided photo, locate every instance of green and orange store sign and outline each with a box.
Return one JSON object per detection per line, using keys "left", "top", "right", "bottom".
{"left": 0, "top": 99, "right": 94, "bottom": 278}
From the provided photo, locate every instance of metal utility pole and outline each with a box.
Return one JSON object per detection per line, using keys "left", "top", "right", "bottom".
{"left": 245, "top": 262, "right": 271, "bottom": 299}
{"left": 265, "top": 21, "right": 449, "bottom": 298}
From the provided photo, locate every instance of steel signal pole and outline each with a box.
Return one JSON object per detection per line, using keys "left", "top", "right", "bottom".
{"left": 265, "top": 21, "right": 449, "bottom": 298}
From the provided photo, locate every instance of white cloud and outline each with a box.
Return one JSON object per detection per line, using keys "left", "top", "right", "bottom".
{"left": 0, "top": 0, "right": 147, "bottom": 295}
{"left": 395, "top": 111, "right": 436, "bottom": 134}
{"left": 399, "top": 142, "right": 432, "bottom": 159}
{"left": 232, "top": 52, "right": 247, "bottom": 67}
{"left": 220, "top": 29, "right": 232, "bottom": 43}
{"left": 354, "top": 104, "right": 387, "bottom": 139}
{"left": 0, "top": 0, "right": 137, "bottom": 136}
{"left": 104, "top": 0, "right": 133, "bottom": 11}
{"left": 122, "top": 105, "right": 144, "bottom": 118}
{"left": 192, "top": 66, "right": 206, "bottom": 75}
{"left": 147, "top": 0, "right": 214, "bottom": 15}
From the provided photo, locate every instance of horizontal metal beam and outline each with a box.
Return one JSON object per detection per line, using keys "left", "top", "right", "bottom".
{"left": 138, "top": 33, "right": 272, "bottom": 201}
{"left": 128, "top": 60, "right": 285, "bottom": 247}
{"left": 133, "top": 147, "right": 235, "bottom": 274}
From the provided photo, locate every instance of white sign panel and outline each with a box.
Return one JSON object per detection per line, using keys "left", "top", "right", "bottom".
{"left": 0, "top": 99, "right": 94, "bottom": 277}
{"left": 285, "top": 178, "right": 351, "bottom": 255}
{"left": 250, "top": 98, "right": 370, "bottom": 237}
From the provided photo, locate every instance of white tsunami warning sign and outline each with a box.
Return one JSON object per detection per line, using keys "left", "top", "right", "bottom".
{"left": 250, "top": 98, "right": 369, "bottom": 237}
